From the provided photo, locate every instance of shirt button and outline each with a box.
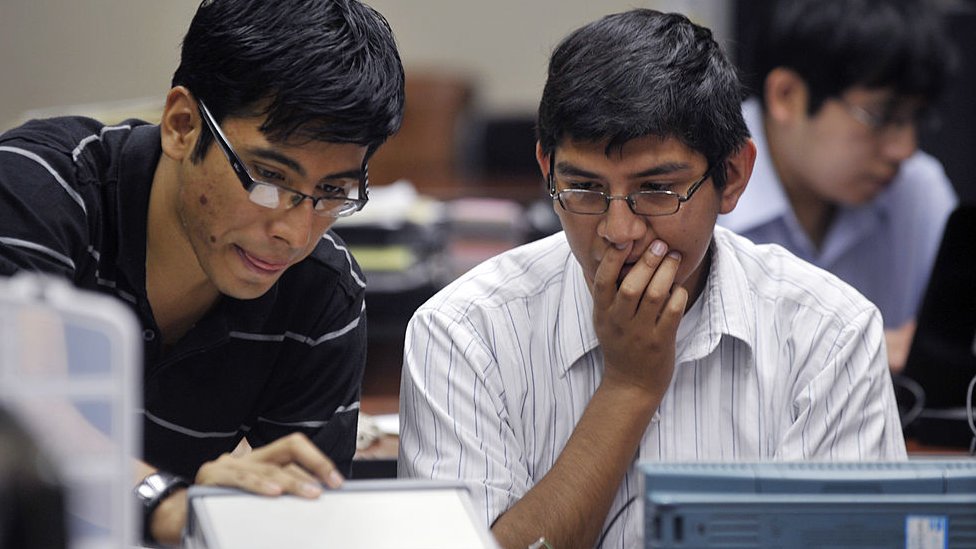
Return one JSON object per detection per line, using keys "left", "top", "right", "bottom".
{"left": 143, "top": 329, "right": 156, "bottom": 341}
{"left": 651, "top": 411, "right": 661, "bottom": 423}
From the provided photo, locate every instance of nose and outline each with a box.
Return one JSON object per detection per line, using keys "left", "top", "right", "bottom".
{"left": 598, "top": 197, "right": 646, "bottom": 246}
{"left": 880, "top": 123, "right": 917, "bottom": 164}
{"left": 269, "top": 199, "right": 316, "bottom": 249}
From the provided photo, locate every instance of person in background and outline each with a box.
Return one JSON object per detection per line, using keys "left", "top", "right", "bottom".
{"left": 719, "top": 0, "right": 957, "bottom": 373}
{"left": 399, "top": 9, "right": 905, "bottom": 549}
{"left": 0, "top": 0, "right": 403, "bottom": 545}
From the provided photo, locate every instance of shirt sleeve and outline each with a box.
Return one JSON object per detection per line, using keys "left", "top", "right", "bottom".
{"left": 246, "top": 287, "right": 368, "bottom": 477}
{"left": 398, "top": 306, "right": 533, "bottom": 528}
{"left": 776, "top": 304, "right": 908, "bottom": 460}
{"left": 0, "top": 141, "right": 92, "bottom": 279}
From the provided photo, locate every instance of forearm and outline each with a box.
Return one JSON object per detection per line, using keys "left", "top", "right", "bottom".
{"left": 491, "top": 380, "right": 659, "bottom": 549}
{"left": 149, "top": 488, "right": 189, "bottom": 546}
{"left": 132, "top": 460, "right": 189, "bottom": 547}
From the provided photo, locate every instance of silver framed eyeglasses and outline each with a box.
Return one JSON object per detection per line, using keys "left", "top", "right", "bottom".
{"left": 547, "top": 153, "right": 714, "bottom": 217}
{"left": 197, "top": 99, "right": 368, "bottom": 218}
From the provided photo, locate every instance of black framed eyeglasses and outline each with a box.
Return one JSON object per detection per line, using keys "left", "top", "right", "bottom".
{"left": 197, "top": 99, "right": 368, "bottom": 218}
{"left": 547, "top": 153, "right": 714, "bottom": 217}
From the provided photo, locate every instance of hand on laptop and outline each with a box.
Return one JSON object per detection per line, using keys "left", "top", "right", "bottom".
{"left": 195, "top": 432, "right": 344, "bottom": 496}
{"left": 149, "top": 432, "right": 343, "bottom": 545}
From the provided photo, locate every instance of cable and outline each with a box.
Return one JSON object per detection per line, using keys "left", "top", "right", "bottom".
{"left": 891, "top": 374, "right": 926, "bottom": 429}
{"left": 966, "top": 372, "right": 976, "bottom": 456}
{"left": 595, "top": 495, "right": 637, "bottom": 549}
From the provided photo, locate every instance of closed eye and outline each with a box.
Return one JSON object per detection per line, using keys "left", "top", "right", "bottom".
{"left": 253, "top": 164, "right": 285, "bottom": 183}
{"left": 640, "top": 182, "right": 673, "bottom": 192}
{"left": 565, "top": 179, "right": 603, "bottom": 192}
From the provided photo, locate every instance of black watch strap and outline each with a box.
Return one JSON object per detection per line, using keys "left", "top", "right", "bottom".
{"left": 135, "top": 471, "right": 189, "bottom": 546}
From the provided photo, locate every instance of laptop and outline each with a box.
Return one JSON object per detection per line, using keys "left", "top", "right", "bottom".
{"left": 184, "top": 480, "right": 500, "bottom": 549}
{"left": 896, "top": 204, "right": 976, "bottom": 448}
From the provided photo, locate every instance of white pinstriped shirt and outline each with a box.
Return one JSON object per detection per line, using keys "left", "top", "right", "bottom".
{"left": 399, "top": 226, "right": 906, "bottom": 548}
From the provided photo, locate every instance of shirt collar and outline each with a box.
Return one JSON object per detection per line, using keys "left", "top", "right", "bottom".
{"left": 554, "top": 246, "right": 599, "bottom": 377}
{"left": 679, "top": 227, "right": 756, "bottom": 362}
{"left": 553, "top": 228, "right": 756, "bottom": 375}
{"left": 116, "top": 124, "right": 161, "bottom": 294}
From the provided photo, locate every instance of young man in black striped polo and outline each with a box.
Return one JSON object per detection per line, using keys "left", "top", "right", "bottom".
{"left": 0, "top": 0, "right": 403, "bottom": 545}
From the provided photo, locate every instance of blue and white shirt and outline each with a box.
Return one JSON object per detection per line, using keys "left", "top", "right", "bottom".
{"left": 720, "top": 98, "right": 957, "bottom": 328}
{"left": 399, "top": 227, "right": 906, "bottom": 548}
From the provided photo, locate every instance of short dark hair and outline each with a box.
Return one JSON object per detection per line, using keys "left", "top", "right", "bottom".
{"left": 172, "top": 0, "right": 404, "bottom": 163}
{"left": 756, "top": 0, "right": 954, "bottom": 113}
{"left": 536, "top": 9, "right": 749, "bottom": 188}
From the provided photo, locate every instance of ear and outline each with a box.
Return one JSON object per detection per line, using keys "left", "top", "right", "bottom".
{"left": 717, "top": 139, "right": 757, "bottom": 215}
{"left": 159, "top": 86, "right": 200, "bottom": 162}
{"left": 535, "top": 141, "right": 549, "bottom": 178}
{"left": 763, "top": 67, "right": 810, "bottom": 125}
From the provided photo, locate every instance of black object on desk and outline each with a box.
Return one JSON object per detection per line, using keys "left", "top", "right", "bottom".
{"left": 896, "top": 204, "right": 976, "bottom": 449}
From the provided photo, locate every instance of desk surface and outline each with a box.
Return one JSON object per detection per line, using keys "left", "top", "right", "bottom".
{"left": 906, "top": 438, "right": 972, "bottom": 456}
{"left": 355, "top": 395, "right": 400, "bottom": 464}
{"left": 357, "top": 396, "right": 973, "bottom": 461}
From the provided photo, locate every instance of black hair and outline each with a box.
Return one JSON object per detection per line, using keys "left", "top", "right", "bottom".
{"left": 172, "top": 0, "right": 404, "bottom": 163}
{"left": 756, "top": 0, "right": 954, "bottom": 113}
{"left": 536, "top": 9, "right": 749, "bottom": 188}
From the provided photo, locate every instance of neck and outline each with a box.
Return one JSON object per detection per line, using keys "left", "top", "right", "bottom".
{"left": 145, "top": 159, "right": 220, "bottom": 346}
{"left": 764, "top": 118, "right": 834, "bottom": 251}
{"left": 682, "top": 244, "right": 712, "bottom": 311}
{"left": 783, "top": 185, "right": 835, "bottom": 250}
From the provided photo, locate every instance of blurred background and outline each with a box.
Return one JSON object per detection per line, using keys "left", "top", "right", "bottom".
{"left": 2, "top": 0, "right": 971, "bottom": 201}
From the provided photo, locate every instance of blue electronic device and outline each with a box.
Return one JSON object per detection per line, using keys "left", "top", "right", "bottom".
{"left": 641, "top": 460, "right": 976, "bottom": 548}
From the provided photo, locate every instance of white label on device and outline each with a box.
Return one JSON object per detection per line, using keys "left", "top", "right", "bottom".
{"left": 905, "top": 515, "right": 948, "bottom": 549}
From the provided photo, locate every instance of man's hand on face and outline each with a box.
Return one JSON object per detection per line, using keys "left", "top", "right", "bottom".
{"left": 592, "top": 239, "right": 687, "bottom": 400}
{"left": 150, "top": 432, "right": 342, "bottom": 545}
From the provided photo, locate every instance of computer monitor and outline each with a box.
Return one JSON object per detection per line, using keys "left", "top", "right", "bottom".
{"left": 641, "top": 460, "right": 976, "bottom": 549}
{"left": 897, "top": 204, "right": 976, "bottom": 448}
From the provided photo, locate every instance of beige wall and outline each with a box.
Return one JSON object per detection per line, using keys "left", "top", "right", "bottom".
{"left": 0, "top": 0, "right": 200, "bottom": 130}
{"left": 0, "top": 0, "right": 732, "bottom": 130}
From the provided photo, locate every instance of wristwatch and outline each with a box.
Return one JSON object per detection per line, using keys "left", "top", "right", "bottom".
{"left": 134, "top": 471, "right": 189, "bottom": 545}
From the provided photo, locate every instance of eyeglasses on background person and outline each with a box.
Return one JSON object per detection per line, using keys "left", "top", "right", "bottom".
{"left": 838, "top": 97, "right": 939, "bottom": 138}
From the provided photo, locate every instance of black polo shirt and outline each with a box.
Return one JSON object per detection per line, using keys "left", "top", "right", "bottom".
{"left": 0, "top": 117, "right": 367, "bottom": 479}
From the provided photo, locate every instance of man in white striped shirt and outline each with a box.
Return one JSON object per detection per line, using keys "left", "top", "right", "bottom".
{"left": 399, "top": 9, "right": 906, "bottom": 549}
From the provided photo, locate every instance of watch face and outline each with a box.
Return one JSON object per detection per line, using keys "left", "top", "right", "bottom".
{"left": 136, "top": 472, "right": 186, "bottom": 501}
{"left": 137, "top": 474, "right": 168, "bottom": 499}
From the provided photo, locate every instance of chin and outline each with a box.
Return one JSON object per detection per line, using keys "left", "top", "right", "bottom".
{"left": 219, "top": 279, "right": 276, "bottom": 301}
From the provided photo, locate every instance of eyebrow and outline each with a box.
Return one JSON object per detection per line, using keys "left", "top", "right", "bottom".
{"left": 244, "top": 146, "right": 364, "bottom": 181}
{"left": 555, "top": 160, "right": 694, "bottom": 180}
